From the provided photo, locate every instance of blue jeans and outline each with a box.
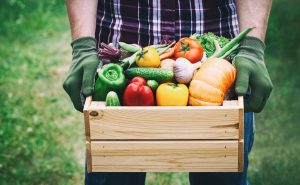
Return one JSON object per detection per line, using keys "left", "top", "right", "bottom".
{"left": 85, "top": 112, "right": 255, "bottom": 185}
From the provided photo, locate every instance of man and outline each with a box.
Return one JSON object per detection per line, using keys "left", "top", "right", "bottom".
{"left": 63, "top": 0, "right": 273, "bottom": 185}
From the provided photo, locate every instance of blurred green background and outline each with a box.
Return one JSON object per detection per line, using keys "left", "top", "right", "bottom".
{"left": 0, "top": 0, "right": 299, "bottom": 184}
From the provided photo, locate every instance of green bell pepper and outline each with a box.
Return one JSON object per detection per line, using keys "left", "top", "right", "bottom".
{"left": 93, "top": 63, "right": 126, "bottom": 101}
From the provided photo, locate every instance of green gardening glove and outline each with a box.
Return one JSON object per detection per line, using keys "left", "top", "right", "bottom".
{"left": 63, "top": 37, "right": 101, "bottom": 112}
{"left": 233, "top": 36, "right": 273, "bottom": 113}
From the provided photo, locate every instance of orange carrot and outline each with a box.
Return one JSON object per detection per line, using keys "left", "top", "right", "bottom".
{"left": 159, "top": 47, "right": 174, "bottom": 60}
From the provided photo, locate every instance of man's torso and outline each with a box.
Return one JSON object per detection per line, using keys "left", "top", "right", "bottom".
{"left": 96, "top": 0, "right": 239, "bottom": 47}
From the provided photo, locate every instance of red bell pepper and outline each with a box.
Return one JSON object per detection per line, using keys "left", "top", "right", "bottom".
{"left": 123, "top": 76, "right": 154, "bottom": 106}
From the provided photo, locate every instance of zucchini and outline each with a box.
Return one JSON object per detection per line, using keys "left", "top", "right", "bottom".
{"left": 105, "top": 91, "right": 121, "bottom": 106}
{"left": 119, "top": 42, "right": 141, "bottom": 53}
{"left": 125, "top": 68, "right": 174, "bottom": 83}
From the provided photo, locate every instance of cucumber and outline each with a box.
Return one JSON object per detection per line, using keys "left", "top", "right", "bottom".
{"left": 105, "top": 91, "right": 121, "bottom": 106}
{"left": 125, "top": 68, "right": 174, "bottom": 83}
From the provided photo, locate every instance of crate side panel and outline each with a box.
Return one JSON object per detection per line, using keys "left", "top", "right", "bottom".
{"left": 89, "top": 108, "right": 239, "bottom": 140}
{"left": 91, "top": 140, "right": 238, "bottom": 172}
{"left": 86, "top": 142, "right": 92, "bottom": 173}
{"left": 238, "top": 139, "right": 244, "bottom": 172}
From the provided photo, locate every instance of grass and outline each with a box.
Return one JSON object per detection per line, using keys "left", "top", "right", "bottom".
{"left": 0, "top": 0, "right": 299, "bottom": 185}
{"left": 0, "top": 1, "right": 84, "bottom": 184}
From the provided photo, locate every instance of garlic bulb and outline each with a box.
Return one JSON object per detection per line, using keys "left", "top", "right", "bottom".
{"left": 174, "top": 58, "right": 202, "bottom": 84}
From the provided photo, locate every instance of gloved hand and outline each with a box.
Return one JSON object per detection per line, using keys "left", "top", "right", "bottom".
{"left": 233, "top": 36, "right": 273, "bottom": 113}
{"left": 63, "top": 37, "right": 101, "bottom": 112}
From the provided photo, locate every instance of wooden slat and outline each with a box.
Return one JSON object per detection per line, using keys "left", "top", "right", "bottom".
{"left": 90, "top": 101, "right": 105, "bottom": 109}
{"left": 86, "top": 142, "right": 92, "bottom": 173}
{"left": 91, "top": 140, "right": 238, "bottom": 172}
{"left": 83, "top": 96, "right": 92, "bottom": 142}
{"left": 238, "top": 96, "right": 244, "bottom": 108}
{"left": 223, "top": 100, "right": 238, "bottom": 106}
{"left": 90, "top": 100, "right": 238, "bottom": 108}
{"left": 84, "top": 96, "right": 92, "bottom": 110}
{"left": 238, "top": 96, "right": 244, "bottom": 140}
{"left": 238, "top": 139, "right": 244, "bottom": 172}
{"left": 89, "top": 108, "right": 239, "bottom": 140}
{"left": 238, "top": 96, "right": 244, "bottom": 171}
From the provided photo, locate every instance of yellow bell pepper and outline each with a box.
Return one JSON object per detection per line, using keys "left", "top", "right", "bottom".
{"left": 156, "top": 83, "right": 189, "bottom": 106}
{"left": 135, "top": 46, "right": 160, "bottom": 68}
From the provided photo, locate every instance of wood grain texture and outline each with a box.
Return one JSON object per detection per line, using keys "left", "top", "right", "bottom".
{"left": 83, "top": 96, "right": 92, "bottom": 142}
{"left": 238, "top": 96, "right": 244, "bottom": 108}
{"left": 238, "top": 139, "right": 244, "bottom": 172}
{"left": 89, "top": 108, "right": 240, "bottom": 140}
{"left": 86, "top": 142, "right": 92, "bottom": 173}
{"left": 238, "top": 96, "right": 244, "bottom": 140}
{"left": 90, "top": 140, "right": 238, "bottom": 172}
{"left": 84, "top": 111, "right": 91, "bottom": 142}
{"left": 223, "top": 100, "right": 239, "bottom": 106}
{"left": 84, "top": 96, "right": 92, "bottom": 110}
{"left": 84, "top": 96, "right": 244, "bottom": 172}
{"left": 238, "top": 96, "right": 244, "bottom": 171}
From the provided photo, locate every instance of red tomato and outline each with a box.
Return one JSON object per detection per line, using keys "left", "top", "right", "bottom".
{"left": 174, "top": 38, "right": 204, "bottom": 63}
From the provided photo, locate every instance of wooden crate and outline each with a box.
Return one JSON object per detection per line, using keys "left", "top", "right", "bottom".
{"left": 83, "top": 96, "right": 244, "bottom": 173}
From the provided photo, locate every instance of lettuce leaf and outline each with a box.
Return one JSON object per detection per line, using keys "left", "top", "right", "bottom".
{"left": 190, "top": 33, "right": 230, "bottom": 58}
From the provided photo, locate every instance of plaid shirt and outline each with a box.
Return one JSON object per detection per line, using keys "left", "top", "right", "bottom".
{"left": 96, "top": 0, "right": 239, "bottom": 47}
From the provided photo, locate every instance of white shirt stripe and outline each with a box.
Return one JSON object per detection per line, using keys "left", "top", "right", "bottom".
{"left": 194, "top": 0, "right": 200, "bottom": 33}
{"left": 147, "top": 0, "right": 151, "bottom": 45}
{"left": 112, "top": 0, "right": 122, "bottom": 46}
{"left": 228, "top": 0, "right": 239, "bottom": 36}
{"left": 107, "top": 1, "right": 114, "bottom": 44}
{"left": 199, "top": 0, "right": 204, "bottom": 34}
{"left": 177, "top": 0, "right": 182, "bottom": 38}
{"left": 218, "top": 6, "right": 223, "bottom": 35}
{"left": 137, "top": 0, "right": 141, "bottom": 45}
{"left": 189, "top": 0, "right": 193, "bottom": 36}
{"left": 157, "top": 0, "right": 161, "bottom": 43}
{"left": 224, "top": 3, "right": 233, "bottom": 38}
{"left": 152, "top": 0, "right": 158, "bottom": 44}
{"left": 98, "top": 0, "right": 106, "bottom": 48}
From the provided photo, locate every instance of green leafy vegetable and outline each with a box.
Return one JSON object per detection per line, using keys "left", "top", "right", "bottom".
{"left": 190, "top": 32, "right": 230, "bottom": 58}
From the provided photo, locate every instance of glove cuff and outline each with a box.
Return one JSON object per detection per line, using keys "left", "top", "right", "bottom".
{"left": 237, "top": 36, "right": 266, "bottom": 61}
{"left": 71, "top": 37, "right": 97, "bottom": 48}
{"left": 71, "top": 37, "right": 98, "bottom": 60}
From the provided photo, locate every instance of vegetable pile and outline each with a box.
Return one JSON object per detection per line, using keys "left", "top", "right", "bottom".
{"left": 93, "top": 28, "right": 254, "bottom": 106}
